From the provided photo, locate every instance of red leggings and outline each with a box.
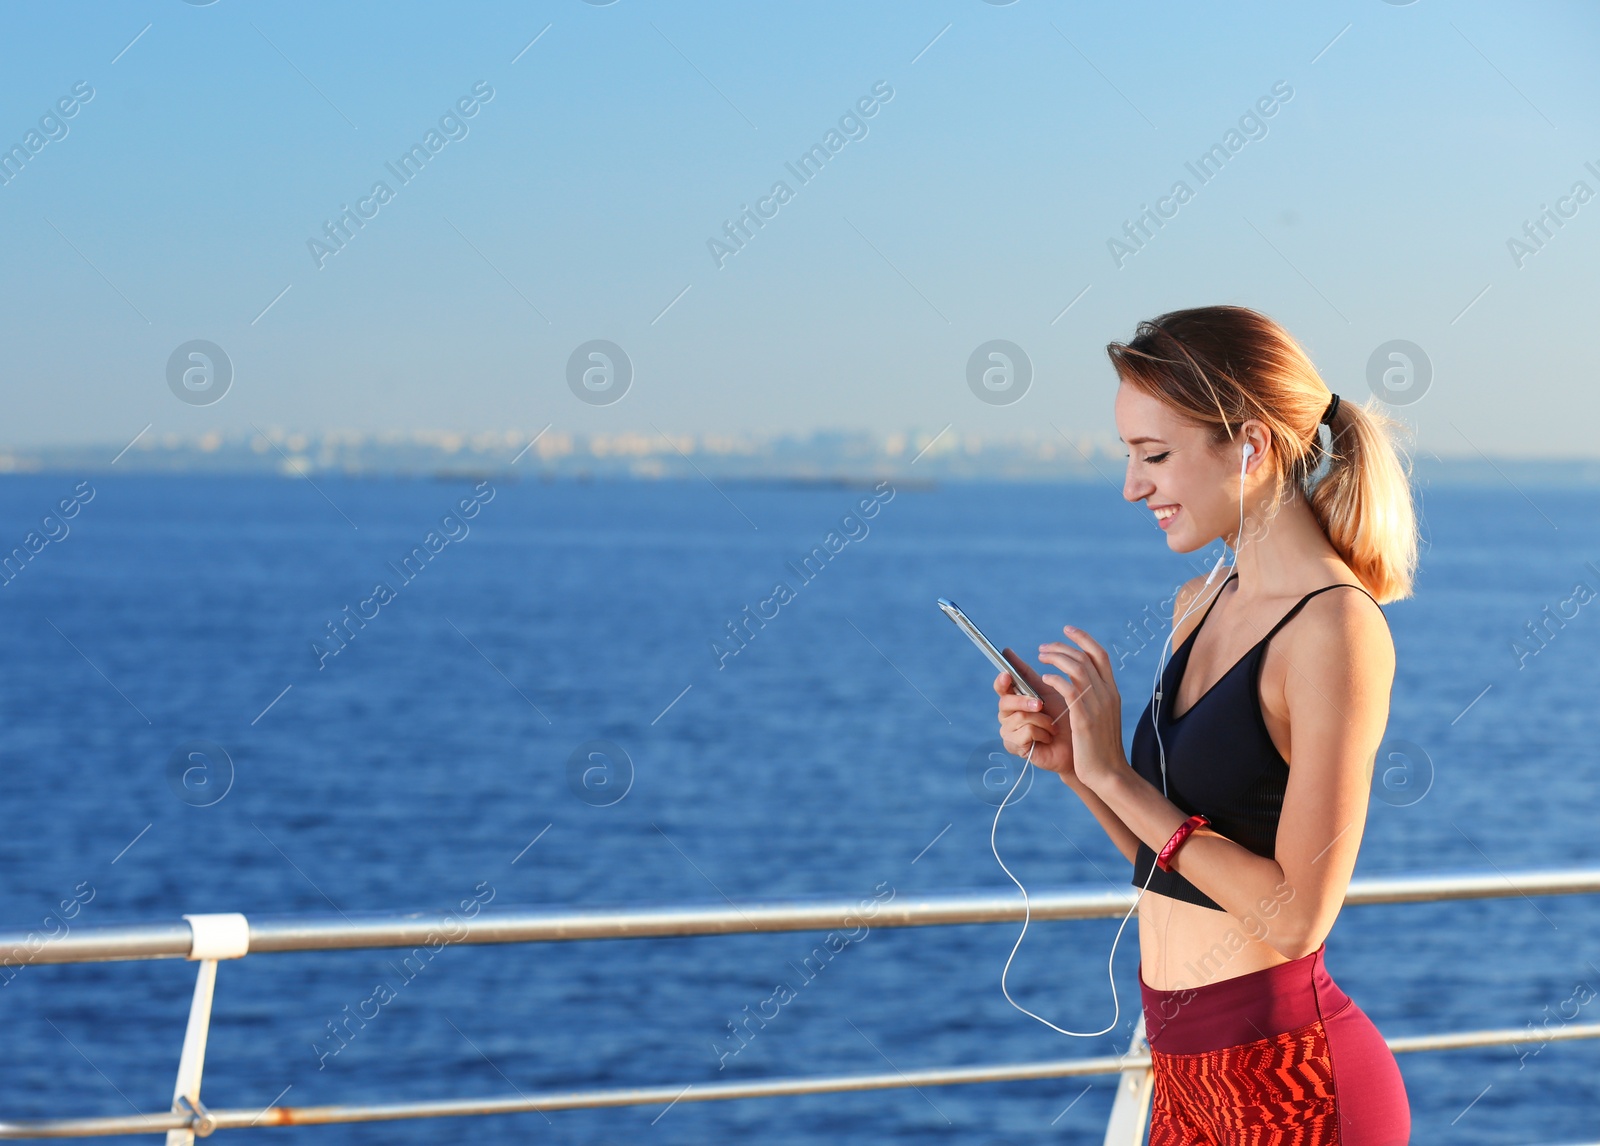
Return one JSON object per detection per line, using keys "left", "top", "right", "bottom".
{"left": 1139, "top": 942, "right": 1411, "bottom": 1144}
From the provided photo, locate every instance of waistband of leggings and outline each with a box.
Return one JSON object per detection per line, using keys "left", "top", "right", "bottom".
{"left": 1138, "top": 941, "right": 1349, "bottom": 1055}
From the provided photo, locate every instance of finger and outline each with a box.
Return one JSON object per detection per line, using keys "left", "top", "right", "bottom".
{"left": 1035, "top": 676, "right": 1072, "bottom": 709}
{"left": 999, "top": 727, "right": 1054, "bottom": 756}
{"left": 1037, "top": 648, "right": 1093, "bottom": 686}
{"left": 1003, "top": 728, "right": 1052, "bottom": 754}
{"left": 998, "top": 693, "right": 1045, "bottom": 714}
{"left": 1042, "top": 643, "right": 1108, "bottom": 691}
{"left": 1037, "top": 646, "right": 1088, "bottom": 669}
{"left": 994, "top": 671, "right": 1014, "bottom": 696}
{"left": 1042, "top": 672, "right": 1087, "bottom": 707}
{"left": 1002, "top": 711, "right": 1056, "bottom": 736}
{"left": 1061, "top": 625, "right": 1114, "bottom": 678}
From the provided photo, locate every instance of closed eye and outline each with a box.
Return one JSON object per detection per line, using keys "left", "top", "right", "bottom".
{"left": 1125, "top": 451, "right": 1171, "bottom": 464}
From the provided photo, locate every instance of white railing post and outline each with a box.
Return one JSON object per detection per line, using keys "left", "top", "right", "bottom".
{"left": 166, "top": 914, "right": 249, "bottom": 1145}
{"left": 1101, "top": 1011, "right": 1153, "bottom": 1146}
{"left": 166, "top": 959, "right": 218, "bottom": 1146}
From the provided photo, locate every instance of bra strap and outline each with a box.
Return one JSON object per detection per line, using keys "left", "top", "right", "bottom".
{"left": 1260, "top": 582, "right": 1381, "bottom": 646}
{"left": 1188, "top": 570, "right": 1237, "bottom": 635}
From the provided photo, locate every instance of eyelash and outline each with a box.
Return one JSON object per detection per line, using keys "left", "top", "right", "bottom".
{"left": 1125, "top": 452, "right": 1171, "bottom": 464}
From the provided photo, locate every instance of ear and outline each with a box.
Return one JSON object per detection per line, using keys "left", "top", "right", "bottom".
{"left": 1237, "top": 419, "right": 1272, "bottom": 473}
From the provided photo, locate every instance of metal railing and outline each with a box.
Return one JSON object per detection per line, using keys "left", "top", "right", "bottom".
{"left": 3, "top": 867, "right": 1599, "bottom": 1142}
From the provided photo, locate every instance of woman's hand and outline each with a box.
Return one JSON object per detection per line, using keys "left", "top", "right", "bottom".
{"left": 1036, "top": 626, "right": 1126, "bottom": 791}
{"left": 994, "top": 671, "right": 1075, "bottom": 778}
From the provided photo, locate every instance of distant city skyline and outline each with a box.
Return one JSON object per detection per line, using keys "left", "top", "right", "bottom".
{"left": 8, "top": 425, "right": 1600, "bottom": 492}
{"left": 2, "top": 2, "right": 1596, "bottom": 455}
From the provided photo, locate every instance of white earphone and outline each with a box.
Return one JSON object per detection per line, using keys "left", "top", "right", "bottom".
{"left": 989, "top": 429, "right": 1254, "bottom": 1038}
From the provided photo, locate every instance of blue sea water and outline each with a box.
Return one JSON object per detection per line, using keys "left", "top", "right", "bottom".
{"left": 1, "top": 472, "right": 1598, "bottom": 1145}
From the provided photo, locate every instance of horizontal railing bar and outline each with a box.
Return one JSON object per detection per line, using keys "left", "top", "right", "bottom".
{"left": 0, "top": 922, "right": 193, "bottom": 966}
{"left": 1385, "top": 1019, "right": 1600, "bottom": 1054}
{"left": 6, "top": 867, "right": 1600, "bottom": 967}
{"left": 4, "top": 1021, "right": 1597, "bottom": 1138}
{"left": 0, "top": 1052, "right": 1138, "bottom": 1138}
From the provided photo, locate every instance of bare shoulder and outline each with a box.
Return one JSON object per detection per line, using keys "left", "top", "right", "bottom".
{"left": 1262, "top": 580, "right": 1396, "bottom": 755}
{"left": 1279, "top": 580, "right": 1395, "bottom": 685}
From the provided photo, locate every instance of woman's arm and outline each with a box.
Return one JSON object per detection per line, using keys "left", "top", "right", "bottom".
{"left": 1059, "top": 771, "right": 1143, "bottom": 864}
{"left": 1043, "top": 588, "right": 1394, "bottom": 960}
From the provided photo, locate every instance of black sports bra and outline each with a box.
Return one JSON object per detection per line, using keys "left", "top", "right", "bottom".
{"left": 1128, "top": 572, "right": 1384, "bottom": 911}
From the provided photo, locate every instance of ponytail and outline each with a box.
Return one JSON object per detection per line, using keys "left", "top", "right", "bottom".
{"left": 1297, "top": 397, "right": 1418, "bottom": 604}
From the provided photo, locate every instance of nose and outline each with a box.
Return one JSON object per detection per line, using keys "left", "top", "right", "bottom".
{"left": 1123, "top": 459, "right": 1153, "bottom": 504}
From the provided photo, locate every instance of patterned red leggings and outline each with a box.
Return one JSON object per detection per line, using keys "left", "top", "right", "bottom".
{"left": 1139, "top": 942, "right": 1410, "bottom": 1144}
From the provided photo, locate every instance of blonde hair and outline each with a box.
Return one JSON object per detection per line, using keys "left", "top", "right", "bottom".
{"left": 1107, "top": 305, "right": 1419, "bottom": 604}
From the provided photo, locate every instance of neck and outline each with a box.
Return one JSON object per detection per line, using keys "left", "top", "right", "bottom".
{"left": 1224, "top": 484, "right": 1342, "bottom": 597}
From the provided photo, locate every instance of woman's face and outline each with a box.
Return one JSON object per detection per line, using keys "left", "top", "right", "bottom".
{"left": 1115, "top": 381, "right": 1262, "bottom": 552}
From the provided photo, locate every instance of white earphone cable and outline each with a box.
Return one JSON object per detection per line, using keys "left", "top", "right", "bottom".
{"left": 990, "top": 439, "right": 1253, "bottom": 1037}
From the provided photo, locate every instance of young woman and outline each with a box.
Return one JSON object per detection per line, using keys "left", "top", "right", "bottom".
{"left": 995, "top": 306, "right": 1417, "bottom": 1143}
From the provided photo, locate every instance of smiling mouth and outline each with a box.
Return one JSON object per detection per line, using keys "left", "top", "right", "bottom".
{"left": 1152, "top": 504, "right": 1179, "bottom": 528}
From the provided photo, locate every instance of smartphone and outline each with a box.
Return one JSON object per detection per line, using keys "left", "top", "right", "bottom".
{"left": 936, "top": 598, "right": 1041, "bottom": 699}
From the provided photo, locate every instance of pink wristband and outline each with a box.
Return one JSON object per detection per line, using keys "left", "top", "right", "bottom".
{"left": 1156, "top": 814, "right": 1209, "bottom": 872}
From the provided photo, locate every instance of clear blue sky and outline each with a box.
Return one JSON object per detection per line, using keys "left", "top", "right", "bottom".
{"left": 1, "top": 0, "right": 1596, "bottom": 456}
